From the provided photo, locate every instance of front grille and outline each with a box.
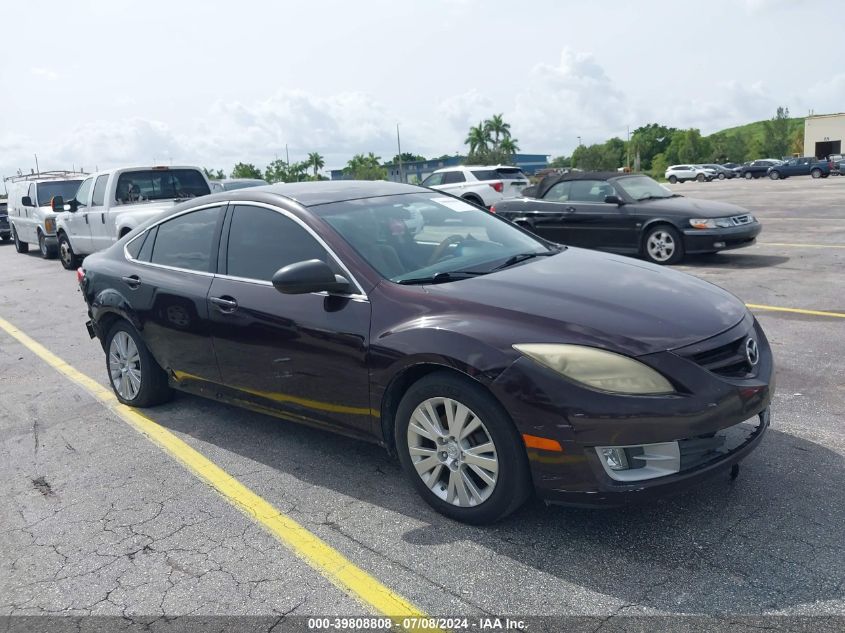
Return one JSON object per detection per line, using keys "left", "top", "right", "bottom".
{"left": 689, "top": 336, "right": 753, "bottom": 377}
{"left": 678, "top": 415, "right": 764, "bottom": 471}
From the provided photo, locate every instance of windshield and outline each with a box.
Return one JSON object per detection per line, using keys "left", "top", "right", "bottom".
{"left": 316, "top": 192, "right": 555, "bottom": 283}
{"left": 36, "top": 180, "right": 82, "bottom": 206}
{"left": 115, "top": 169, "right": 210, "bottom": 203}
{"left": 615, "top": 175, "right": 675, "bottom": 200}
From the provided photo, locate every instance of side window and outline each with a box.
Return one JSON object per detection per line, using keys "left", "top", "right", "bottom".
{"left": 568, "top": 180, "right": 608, "bottom": 203}
{"left": 92, "top": 175, "right": 109, "bottom": 207}
{"left": 150, "top": 206, "right": 221, "bottom": 272}
{"left": 125, "top": 231, "right": 146, "bottom": 259}
{"left": 544, "top": 181, "right": 571, "bottom": 201}
{"left": 28, "top": 183, "right": 36, "bottom": 204}
{"left": 442, "top": 171, "right": 466, "bottom": 184}
{"left": 421, "top": 172, "right": 444, "bottom": 187}
{"left": 74, "top": 178, "right": 94, "bottom": 208}
{"left": 138, "top": 226, "right": 157, "bottom": 262}
{"left": 226, "top": 205, "right": 332, "bottom": 282}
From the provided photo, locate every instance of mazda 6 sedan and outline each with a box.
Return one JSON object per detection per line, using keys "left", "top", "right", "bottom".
{"left": 78, "top": 181, "right": 773, "bottom": 524}
{"left": 493, "top": 172, "right": 761, "bottom": 264}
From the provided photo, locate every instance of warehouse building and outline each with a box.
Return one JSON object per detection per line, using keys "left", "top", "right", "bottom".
{"left": 804, "top": 113, "right": 845, "bottom": 158}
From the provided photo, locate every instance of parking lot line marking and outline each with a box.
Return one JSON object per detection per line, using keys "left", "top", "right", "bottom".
{"left": 761, "top": 242, "right": 845, "bottom": 249}
{"left": 746, "top": 304, "right": 845, "bottom": 319}
{"left": 0, "top": 316, "right": 433, "bottom": 626}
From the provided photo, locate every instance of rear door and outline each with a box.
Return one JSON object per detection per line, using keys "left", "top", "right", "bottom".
{"left": 208, "top": 203, "right": 372, "bottom": 436}
{"left": 64, "top": 177, "right": 95, "bottom": 253}
{"left": 438, "top": 170, "right": 466, "bottom": 194}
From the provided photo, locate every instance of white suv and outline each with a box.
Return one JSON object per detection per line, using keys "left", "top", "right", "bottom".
{"left": 665, "top": 165, "right": 713, "bottom": 184}
{"left": 420, "top": 165, "right": 530, "bottom": 208}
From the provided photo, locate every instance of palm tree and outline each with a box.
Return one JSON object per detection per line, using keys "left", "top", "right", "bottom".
{"left": 308, "top": 152, "right": 325, "bottom": 180}
{"left": 500, "top": 137, "right": 520, "bottom": 156}
{"left": 464, "top": 122, "right": 489, "bottom": 154}
{"left": 484, "top": 114, "right": 511, "bottom": 147}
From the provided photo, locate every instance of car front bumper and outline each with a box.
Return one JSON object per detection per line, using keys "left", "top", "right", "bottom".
{"left": 682, "top": 223, "right": 761, "bottom": 253}
{"left": 490, "top": 315, "right": 774, "bottom": 506}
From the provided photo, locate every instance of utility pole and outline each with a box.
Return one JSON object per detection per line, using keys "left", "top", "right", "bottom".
{"left": 626, "top": 126, "right": 631, "bottom": 172}
{"left": 285, "top": 144, "right": 290, "bottom": 166}
{"left": 396, "top": 124, "right": 404, "bottom": 183}
{"left": 577, "top": 136, "right": 581, "bottom": 147}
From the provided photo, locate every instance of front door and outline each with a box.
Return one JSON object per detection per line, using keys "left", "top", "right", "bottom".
{"left": 564, "top": 180, "right": 639, "bottom": 251}
{"left": 64, "top": 176, "right": 95, "bottom": 254}
{"left": 88, "top": 174, "right": 113, "bottom": 252}
{"left": 208, "top": 203, "right": 372, "bottom": 436}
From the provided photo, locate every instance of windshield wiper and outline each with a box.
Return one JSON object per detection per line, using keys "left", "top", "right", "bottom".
{"left": 492, "top": 249, "right": 559, "bottom": 271}
{"left": 636, "top": 194, "right": 673, "bottom": 201}
{"left": 396, "top": 271, "right": 487, "bottom": 285}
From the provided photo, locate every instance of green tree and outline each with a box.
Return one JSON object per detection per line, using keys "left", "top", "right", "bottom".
{"left": 762, "top": 106, "right": 791, "bottom": 159}
{"left": 307, "top": 152, "right": 325, "bottom": 180}
{"left": 265, "top": 159, "right": 310, "bottom": 183}
{"left": 572, "top": 140, "right": 623, "bottom": 171}
{"left": 629, "top": 124, "right": 678, "bottom": 170}
{"left": 650, "top": 153, "right": 669, "bottom": 179}
{"left": 203, "top": 167, "right": 225, "bottom": 180}
{"left": 549, "top": 155, "right": 571, "bottom": 168}
{"left": 484, "top": 113, "right": 511, "bottom": 146}
{"left": 391, "top": 153, "right": 426, "bottom": 164}
{"left": 499, "top": 137, "right": 520, "bottom": 162}
{"left": 343, "top": 153, "right": 387, "bottom": 180}
{"left": 464, "top": 122, "right": 488, "bottom": 155}
{"left": 790, "top": 125, "right": 804, "bottom": 156}
{"left": 231, "top": 163, "right": 263, "bottom": 179}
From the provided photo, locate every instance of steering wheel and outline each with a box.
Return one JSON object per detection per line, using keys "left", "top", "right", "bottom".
{"left": 428, "top": 234, "right": 466, "bottom": 266}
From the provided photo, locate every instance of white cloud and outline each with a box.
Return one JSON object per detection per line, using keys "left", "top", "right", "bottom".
{"left": 31, "top": 67, "right": 59, "bottom": 81}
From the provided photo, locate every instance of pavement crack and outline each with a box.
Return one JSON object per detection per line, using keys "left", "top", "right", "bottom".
{"left": 30, "top": 475, "right": 54, "bottom": 497}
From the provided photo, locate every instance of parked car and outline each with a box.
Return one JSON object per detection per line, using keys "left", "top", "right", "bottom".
{"left": 665, "top": 165, "right": 712, "bottom": 183}
{"left": 54, "top": 165, "right": 211, "bottom": 269}
{"left": 826, "top": 154, "right": 844, "bottom": 175}
{"left": 78, "top": 181, "right": 773, "bottom": 524}
{"left": 767, "top": 157, "right": 831, "bottom": 180}
{"left": 702, "top": 164, "right": 736, "bottom": 179}
{"left": 4, "top": 172, "right": 85, "bottom": 258}
{"left": 739, "top": 159, "right": 782, "bottom": 179}
{"left": 491, "top": 172, "right": 761, "bottom": 265}
{"left": 722, "top": 162, "right": 742, "bottom": 176}
{"left": 421, "top": 165, "right": 530, "bottom": 207}
{"left": 209, "top": 178, "right": 269, "bottom": 192}
{"left": 0, "top": 200, "right": 10, "bottom": 242}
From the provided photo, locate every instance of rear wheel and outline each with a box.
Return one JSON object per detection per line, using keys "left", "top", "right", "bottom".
{"left": 644, "top": 225, "right": 684, "bottom": 265}
{"left": 811, "top": 168, "right": 822, "bottom": 179}
{"left": 58, "top": 233, "right": 82, "bottom": 270}
{"left": 105, "top": 321, "right": 172, "bottom": 407}
{"left": 395, "top": 371, "right": 531, "bottom": 524}
{"left": 38, "top": 231, "right": 57, "bottom": 259}
{"left": 667, "top": 175, "right": 678, "bottom": 184}
{"left": 696, "top": 173, "right": 706, "bottom": 182}
{"left": 12, "top": 226, "right": 28, "bottom": 253}
{"left": 461, "top": 195, "right": 484, "bottom": 208}
{"left": 718, "top": 173, "right": 726, "bottom": 180}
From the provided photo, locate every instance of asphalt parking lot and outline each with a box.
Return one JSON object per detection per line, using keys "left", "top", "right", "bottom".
{"left": 1, "top": 176, "right": 844, "bottom": 631}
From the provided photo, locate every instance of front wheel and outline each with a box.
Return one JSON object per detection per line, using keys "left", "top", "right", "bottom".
{"left": 105, "top": 321, "right": 172, "bottom": 407}
{"left": 58, "top": 233, "right": 82, "bottom": 270}
{"left": 12, "top": 226, "right": 28, "bottom": 253}
{"left": 38, "top": 232, "right": 57, "bottom": 259}
{"left": 718, "top": 173, "right": 726, "bottom": 180}
{"left": 769, "top": 171, "right": 780, "bottom": 180}
{"left": 811, "top": 168, "right": 822, "bottom": 179}
{"left": 696, "top": 173, "right": 706, "bottom": 182}
{"left": 644, "top": 225, "right": 684, "bottom": 265}
{"left": 395, "top": 371, "right": 531, "bottom": 524}
{"left": 667, "top": 175, "right": 678, "bottom": 184}
{"left": 744, "top": 172, "right": 753, "bottom": 180}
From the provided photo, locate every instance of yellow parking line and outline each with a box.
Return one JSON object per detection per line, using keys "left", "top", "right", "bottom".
{"left": 761, "top": 242, "right": 845, "bottom": 249}
{"left": 746, "top": 304, "right": 845, "bottom": 319}
{"left": 0, "top": 316, "right": 432, "bottom": 626}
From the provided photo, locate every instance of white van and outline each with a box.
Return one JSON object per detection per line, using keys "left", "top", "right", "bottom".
{"left": 5, "top": 172, "right": 86, "bottom": 258}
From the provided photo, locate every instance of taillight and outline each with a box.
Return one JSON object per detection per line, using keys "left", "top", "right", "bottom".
{"left": 489, "top": 181, "right": 503, "bottom": 193}
{"left": 76, "top": 267, "right": 85, "bottom": 285}
{"left": 489, "top": 205, "right": 497, "bottom": 214}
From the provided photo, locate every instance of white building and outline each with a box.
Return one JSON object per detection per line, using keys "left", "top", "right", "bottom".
{"left": 804, "top": 113, "right": 845, "bottom": 158}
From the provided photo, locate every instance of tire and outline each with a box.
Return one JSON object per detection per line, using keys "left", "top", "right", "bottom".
{"left": 461, "top": 195, "right": 484, "bottom": 208}
{"left": 811, "top": 168, "right": 822, "bottom": 179}
{"left": 1, "top": 235, "right": 10, "bottom": 243}
{"left": 105, "top": 320, "right": 172, "bottom": 407}
{"left": 696, "top": 173, "right": 706, "bottom": 182}
{"left": 643, "top": 224, "right": 684, "bottom": 265}
{"left": 12, "top": 226, "right": 29, "bottom": 253}
{"left": 769, "top": 171, "right": 780, "bottom": 180}
{"left": 667, "top": 175, "right": 678, "bottom": 184}
{"left": 718, "top": 173, "right": 726, "bottom": 180}
{"left": 38, "top": 231, "right": 57, "bottom": 259}
{"left": 394, "top": 371, "right": 531, "bottom": 524}
{"left": 58, "top": 233, "right": 82, "bottom": 270}
{"left": 744, "top": 172, "right": 753, "bottom": 180}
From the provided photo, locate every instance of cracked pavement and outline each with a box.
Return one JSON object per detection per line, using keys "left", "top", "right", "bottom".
{"left": 1, "top": 177, "right": 844, "bottom": 626}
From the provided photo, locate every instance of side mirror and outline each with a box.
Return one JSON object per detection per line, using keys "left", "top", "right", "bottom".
{"left": 604, "top": 195, "right": 624, "bottom": 205}
{"left": 21, "top": 196, "right": 34, "bottom": 207}
{"left": 271, "top": 259, "right": 351, "bottom": 295}
{"left": 51, "top": 196, "right": 64, "bottom": 212}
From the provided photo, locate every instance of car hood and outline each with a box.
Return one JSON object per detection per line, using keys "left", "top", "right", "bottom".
{"left": 425, "top": 248, "right": 747, "bottom": 356}
{"left": 638, "top": 196, "right": 750, "bottom": 218}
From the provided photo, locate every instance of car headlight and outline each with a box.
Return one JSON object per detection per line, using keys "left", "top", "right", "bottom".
{"left": 689, "top": 218, "right": 733, "bottom": 229}
{"left": 513, "top": 344, "right": 674, "bottom": 395}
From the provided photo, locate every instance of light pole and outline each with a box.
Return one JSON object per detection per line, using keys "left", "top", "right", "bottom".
{"left": 577, "top": 136, "right": 581, "bottom": 147}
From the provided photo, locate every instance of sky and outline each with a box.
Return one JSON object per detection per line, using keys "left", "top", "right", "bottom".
{"left": 1, "top": 0, "right": 842, "bottom": 180}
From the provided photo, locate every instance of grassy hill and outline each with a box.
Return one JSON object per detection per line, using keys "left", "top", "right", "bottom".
{"left": 708, "top": 116, "right": 805, "bottom": 142}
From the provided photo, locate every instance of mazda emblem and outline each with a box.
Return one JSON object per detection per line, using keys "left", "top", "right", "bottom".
{"left": 745, "top": 337, "right": 759, "bottom": 366}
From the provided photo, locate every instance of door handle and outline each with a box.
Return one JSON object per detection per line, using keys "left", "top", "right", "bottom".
{"left": 101, "top": 213, "right": 105, "bottom": 224}
{"left": 564, "top": 206, "right": 576, "bottom": 213}
{"left": 210, "top": 296, "right": 238, "bottom": 313}
{"left": 84, "top": 213, "right": 89, "bottom": 224}
{"left": 121, "top": 275, "right": 141, "bottom": 289}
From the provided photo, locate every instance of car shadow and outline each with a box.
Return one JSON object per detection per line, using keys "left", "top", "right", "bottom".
{"left": 681, "top": 253, "right": 791, "bottom": 269}
{"left": 149, "top": 392, "right": 844, "bottom": 614}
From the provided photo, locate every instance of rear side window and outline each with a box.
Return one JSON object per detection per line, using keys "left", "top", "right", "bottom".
{"left": 150, "top": 206, "right": 221, "bottom": 272}
{"left": 494, "top": 168, "right": 527, "bottom": 180}
{"left": 471, "top": 170, "right": 497, "bottom": 181}
{"left": 442, "top": 171, "right": 466, "bottom": 184}
{"left": 568, "top": 180, "right": 614, "bottom": 203}
{"left": 225, "top": 205, "right": 331, "bottom": 282}
{"left": 125, "top": 232, "right": 145, "bottom": 259}
{"left": 544, "top": 181, "right": 572, "bottom": 201}
{"left": 92, "top": 175, "right": 109, "bottom": 207}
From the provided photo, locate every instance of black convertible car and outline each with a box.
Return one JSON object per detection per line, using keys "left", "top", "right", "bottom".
{"left": 491, "top": 172, "right": 761, "bottom": 264}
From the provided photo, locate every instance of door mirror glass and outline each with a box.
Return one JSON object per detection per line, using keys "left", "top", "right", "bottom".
{"left": 272, "top": 259, "right": 351, "bottom": 295}
{"left": 21, "top": 196, "right": 33, "bottom": 207}
{"left": 51, "top": 196, "right": 64, "bottom": 212}
{"left": 604, "top": 195, "right": 624, "bottom": 205}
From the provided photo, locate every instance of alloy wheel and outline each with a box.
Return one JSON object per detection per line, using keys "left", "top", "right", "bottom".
{"left": 647, "top": 230, "right": 676, "bottom": 262}
{"left": 108, "top": 331, "right": 142, "bottom": 401}
{"left": 406, "top": 397, "right": 499, "bottom": 507}
{"left": 39, "top": 233, "right": 47, "bottom": 256}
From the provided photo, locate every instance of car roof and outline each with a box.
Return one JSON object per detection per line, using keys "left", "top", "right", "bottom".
{"left": 197, "top": 180, "right": 425, "bottom": 208}
{"left": 529, "top": 171, "right": 639, "bottom": 198}
{"left": 433, "top": 165, "right": 524, "bottom": 173}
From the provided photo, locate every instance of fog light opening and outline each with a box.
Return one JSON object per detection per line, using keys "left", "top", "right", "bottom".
{"left": 713, "top": 241, "right": 726, "bottom": 248}
{"left": 599, "top": 447, "right": 629, "bottom": 471}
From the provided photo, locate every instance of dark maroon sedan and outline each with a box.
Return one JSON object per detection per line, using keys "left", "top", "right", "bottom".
{"left": 78, "top": 181, "right": 773, "bottom": 524}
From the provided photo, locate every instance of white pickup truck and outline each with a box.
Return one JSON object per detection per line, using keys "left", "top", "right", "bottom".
{"left": 54, "top": 165, "right": 211, "bottom": 269}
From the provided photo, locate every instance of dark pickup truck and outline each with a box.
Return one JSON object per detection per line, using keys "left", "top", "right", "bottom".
{"left": 767, "top": 157, "right": 830, "bottom": 179}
